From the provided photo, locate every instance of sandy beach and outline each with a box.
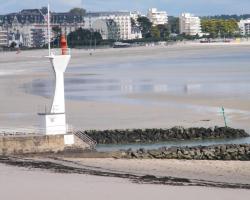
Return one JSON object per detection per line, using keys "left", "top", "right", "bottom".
{"left": 64, "top": 158, "right": 250, "bottom": 185}
{"left": 1, "top": 157, "right": 250, "bottom": 200}
{"left": 1, "top": 43, "right": 250, "bottom": 199}
{"left": 0, "top": 43, "right": 250, "bottom": 132}
{"left": 1, "top": 163, "right": 250, "bottom": 200}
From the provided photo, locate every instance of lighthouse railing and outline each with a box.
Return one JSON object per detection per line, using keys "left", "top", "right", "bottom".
{"left": 66, "top": 126, "right": 97, "bottom": 149}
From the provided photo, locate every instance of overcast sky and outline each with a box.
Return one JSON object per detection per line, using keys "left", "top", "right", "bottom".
{"left": 0, "top": 0, "right": 249, "bottom": 16}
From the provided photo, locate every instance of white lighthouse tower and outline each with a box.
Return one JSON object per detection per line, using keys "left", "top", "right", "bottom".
{"left": 39, "top": 5, "right": 71, "bottom": 135}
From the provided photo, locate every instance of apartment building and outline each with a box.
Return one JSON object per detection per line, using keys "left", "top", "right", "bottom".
{"left": 238, "top": 19, "right": 250, "bottom": 36}
{"left": 92, "top": 19, "right": 120, "bottom": 40}
{"left": 0, "top": 28, "right": 8, "bottom": 46}
{"left": 0, "top": 7, "right": 84, "bottom": 47}
{"left": 85, "top": 12, "right": 142, "bottom": 40}
{"left": 179, "top": 13, "right": 202, "bottom": 36}
{"left": 147, "top": 8, "right": 168, "bottom": 26}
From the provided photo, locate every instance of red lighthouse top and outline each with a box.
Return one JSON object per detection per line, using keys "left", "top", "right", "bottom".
{"left": 60, "top": 35, "right": 68, "bottom": 55}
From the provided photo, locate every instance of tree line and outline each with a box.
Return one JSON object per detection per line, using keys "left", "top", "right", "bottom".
{"left": 201, "top": 19, "right": 239, "bottom": 38}
{"left": 202, "top": 14, "right": 250, "bottom": 21}
{"left": 135, "top": 16, "right": 179, "bottom": 40}
{"left": 135, "top": 16, "right": 242, "bottom": 40}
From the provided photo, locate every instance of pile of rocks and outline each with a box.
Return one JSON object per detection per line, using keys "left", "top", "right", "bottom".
{"left": 85, "top": 127, "right": 249, "bottom": 144}
{"left": 120, "top": 144, "right": 250, "bottom": 160}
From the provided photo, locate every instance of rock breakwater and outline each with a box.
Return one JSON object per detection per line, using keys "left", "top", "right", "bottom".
{"left": 118, "top": 144, "right": 250, "bottom": 160}
{"left": 84, "top": 127, "right": 249, "bottom": 144}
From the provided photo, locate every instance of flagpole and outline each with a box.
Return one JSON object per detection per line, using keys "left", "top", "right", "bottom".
{"left": 48, "top": 3, "right": 51, "bottom": 56}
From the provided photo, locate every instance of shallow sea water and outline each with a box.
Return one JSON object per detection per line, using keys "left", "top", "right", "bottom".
{"left": 21, "top": 47, "right": 250, "bottom": 149}
{"left": 25, "top": 50, "right": 250, "bottom": 103}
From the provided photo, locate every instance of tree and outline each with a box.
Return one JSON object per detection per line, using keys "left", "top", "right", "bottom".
{"left": 157, "top": 24, "right": 170, "bottom": 39}
{"left": 201, "top": 19, "right": 239, "bottom": 38}
{"left": 168, "top": 16, "right": 180, "bottom": 34}
{"left": 52, "top": 26, "right": 62, "bottom": 36}
{"left": 137, "top": 16, "right": 153, "bottom": 38}
{"left": 67, "top": 28, "right": 102, "bottom": 47}
{"left": 131, "top": 18, "right": 136, "bottom": 27}
{"left": 201, "top": 14, "right": 250, "bottom": 21}
{"left": 150, "top": 26, "right": 160, "bottom": 39}
{"left": 10, "top": 41, "right": 17, "bottom": 48}
{"left": 51, "top": 26, "right": 62, "bottom": 47}
{"left": 69, "top": 8, "right": 86, "bottom": 16}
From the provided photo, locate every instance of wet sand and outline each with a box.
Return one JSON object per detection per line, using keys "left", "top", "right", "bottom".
{"left": 127, "top": 93, "right": 250, "bottom": 131}
{"left": 0, "top": 43, "right": 250, "bottom": 132}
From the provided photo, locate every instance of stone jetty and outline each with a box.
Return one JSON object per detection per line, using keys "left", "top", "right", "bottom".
{"left": 118, "top": 144, "right": 250, "bottom": 160}
{"left": 85, "top": 127, "right": 249, "bottom": 144}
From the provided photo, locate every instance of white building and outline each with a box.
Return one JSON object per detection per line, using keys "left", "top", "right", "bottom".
{"left": 0, "top": 8, "right": 85, "bottom": 47}
{"left": 0, "top": 28, "right": 8, "bottom": 46}
{"left": 147, "top": 8, "right": 168, "bottom": 26}
{"left": 131, "top": 26, "right": 142, "bottom": 39}
{"left": 130, "top": 11, "right": 141, "bottom": 25}
{"left": 92, "top": 19, "right": 120, "bottom": 40}
{"left": 179, "top": 13, "right": 202, "bottom": 36}
{"left": 238, "top": 19, "right": 250, "bottom": 36}
{"left": 3, "top": 21, "right": 84, "bottom": 48}
{"left": 85, "top": 12, "right": 142, "bottom": 40}
{"left": 6, "top": 20, "right": 51, "bottom": 48}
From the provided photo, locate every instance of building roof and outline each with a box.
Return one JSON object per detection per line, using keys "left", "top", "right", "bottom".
{"left": 86, "top": 11, "right": 130, "bottom": 17}
{"left": 0, "top": 7, "right": 84, "bottom": 26}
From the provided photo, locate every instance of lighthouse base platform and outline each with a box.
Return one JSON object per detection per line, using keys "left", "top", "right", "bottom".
{"left": 0, "top": 134, "right": 91, "bottom": 156}
{"left": 38, "top": 113, "right": 67, "bottom": 135}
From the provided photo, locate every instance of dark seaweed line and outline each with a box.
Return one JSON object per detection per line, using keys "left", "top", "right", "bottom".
{"left": 0, "top": 156, "right": 250, "bottom": 190}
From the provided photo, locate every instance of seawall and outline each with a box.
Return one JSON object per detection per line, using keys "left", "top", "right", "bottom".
{"left": 0, "top": 134, "right": 90, "bottom": 155}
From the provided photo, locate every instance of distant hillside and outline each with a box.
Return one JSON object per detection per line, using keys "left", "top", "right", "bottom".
{"left": 201, "top": 14, "right": 250, "bottom": 21}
